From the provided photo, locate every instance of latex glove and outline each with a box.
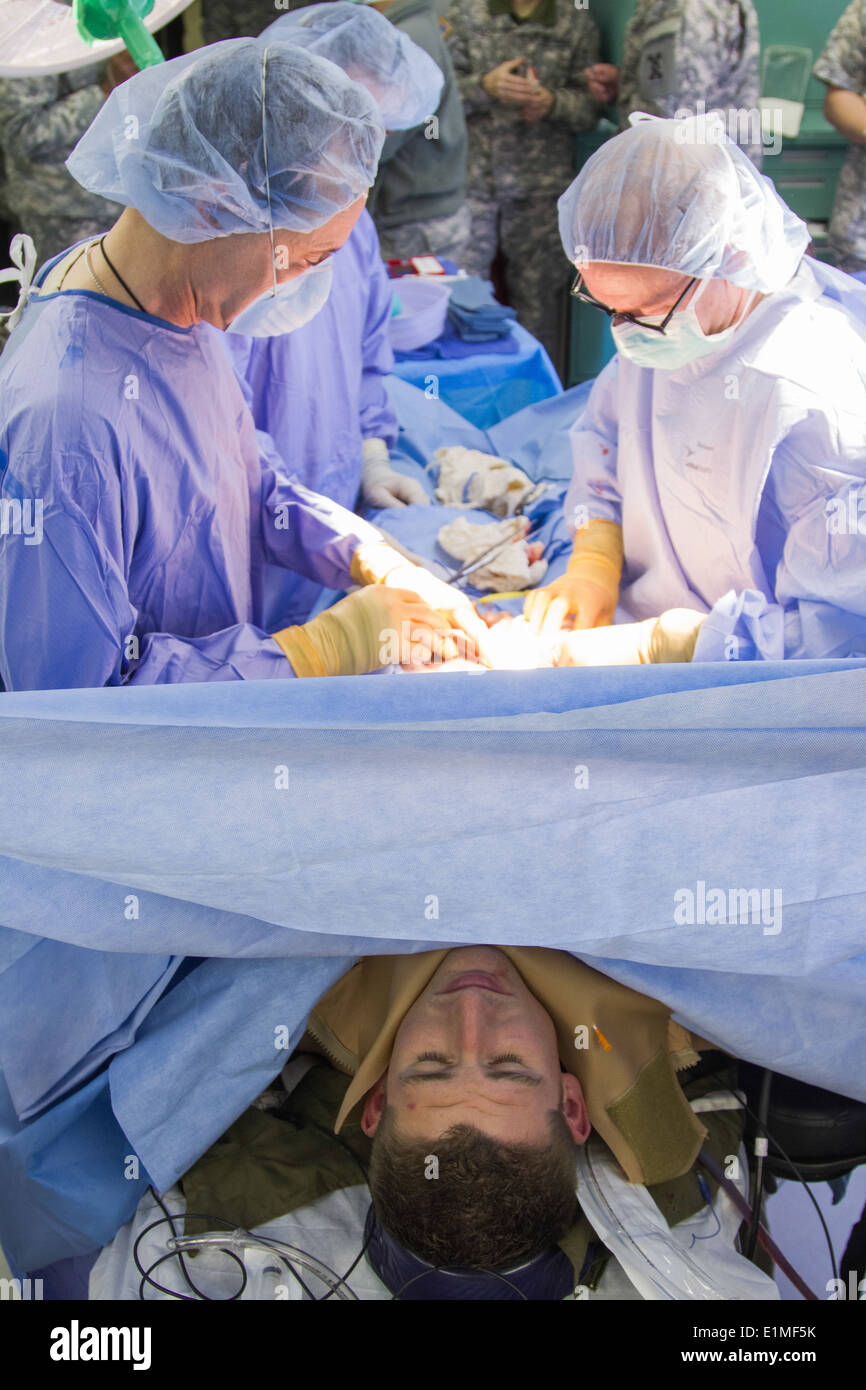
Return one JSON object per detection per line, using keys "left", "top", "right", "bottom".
{"left": 524, "top": 519, "right": 624, "bottom": 637}
{"left": 351, "top": 540, "right": 492, "bottom": 664}
{"left": 272, "top": 585, "right": 471, "bottom": 677}
{"left": 361, "top": 437, "right": 430, "bottom": 509}
{"left": 553, "top": 609, "right": 707, "bottom": 667}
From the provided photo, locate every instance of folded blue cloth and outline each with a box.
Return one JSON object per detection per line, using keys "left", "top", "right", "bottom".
{"left": 392, "top": 315, "right": 519, "bottom": 360}
{"left": 447, "top": 276, "right": 516, "bottom": 341}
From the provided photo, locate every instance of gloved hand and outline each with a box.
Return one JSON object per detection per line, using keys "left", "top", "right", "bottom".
{"left": 524, "top": 519, "right": 623, "bottom": 636}
{"left": 272, "top": 584, "right": 471, "bottom": 677}
{"left": 351, "top": 540, "right": 493, "bottom": 665}
{"left": 553, "top": 609, "right": 707, "bottom": 667}
{"left": 361, "top": 437, "right": 430, "bottom": 509}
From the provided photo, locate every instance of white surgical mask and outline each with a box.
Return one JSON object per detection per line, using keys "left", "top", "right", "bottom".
{"left": 611, "top": 278, "right": 757, "bottom": 370}
{"left": 226, "top": 257, "right": 333, "bottom": 338}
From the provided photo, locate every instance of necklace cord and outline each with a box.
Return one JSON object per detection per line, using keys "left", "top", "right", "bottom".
{"left": 99, "top": 236, "right": 147, "bottom": 313}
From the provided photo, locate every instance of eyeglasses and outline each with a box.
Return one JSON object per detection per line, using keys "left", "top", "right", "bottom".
{"left": 570, "top": 271, "right": 699, "bottom": 334}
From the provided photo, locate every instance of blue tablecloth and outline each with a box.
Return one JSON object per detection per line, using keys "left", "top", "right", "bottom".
{"left": 391, "top": 320, "right": 562, "bottom": 429}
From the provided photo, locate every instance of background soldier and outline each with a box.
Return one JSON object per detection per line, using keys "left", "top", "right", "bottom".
{"left": 447, "top": 0, "right": 603, "bottom": 374}
{"left": 814, "top": 0, "right": 866, "bottom": 275}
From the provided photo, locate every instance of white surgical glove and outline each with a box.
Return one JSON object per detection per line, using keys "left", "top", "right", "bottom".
{"left": 361, "top": 437, "right": 430, "bottom": 508}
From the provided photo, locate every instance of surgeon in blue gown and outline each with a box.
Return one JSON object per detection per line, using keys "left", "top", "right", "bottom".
{"left": 525, "top": 112, "right": 866, "bottom": 665}
{"left": 225, "top": 3, "right": 441, "bottom": 630}
{"left": 0, "top": 38, "right": 487, "bottom": 691}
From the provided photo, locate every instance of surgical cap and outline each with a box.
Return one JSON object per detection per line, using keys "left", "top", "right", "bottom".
{"left": 262, "top": 2, "right": 443, "bottom": 130}
{"left": 66, "top": 38, "right": 384, "bottom": 242}
{"left": 558, "top": 113, "right": 810, "bottom": 294}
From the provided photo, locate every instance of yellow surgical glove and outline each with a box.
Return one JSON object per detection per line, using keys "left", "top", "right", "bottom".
{"left": 524, "top": 519, "right": 624, "bottom": 636}
{"left": 351, "top": 540, "right": 491, "bottom": 663}
{"left": 553, "top": 608, "right": 707, "bottom": 667}
{"left": 272, "top": 585, "right": 463, "bottom": 677}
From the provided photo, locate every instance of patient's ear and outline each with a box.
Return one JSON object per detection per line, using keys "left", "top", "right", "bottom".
{"left": 360, "top": 1076, "right": 387, "bottom": 1137}
{"left": 561, "top": 1073, "right": 591, "bottom": 1144}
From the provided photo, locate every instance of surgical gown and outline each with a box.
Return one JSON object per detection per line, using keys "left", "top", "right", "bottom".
{"left": 563, "top": 258, "right": 866, "bottom": 660}
{"left": 223, "top": 210, "right": 398, "bottom": 629}
{"left": 0, "top": 261, "right": 384, "bottom": 690}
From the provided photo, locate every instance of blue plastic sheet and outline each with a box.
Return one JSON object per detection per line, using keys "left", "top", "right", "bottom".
{"left": 1, "top": 661, "right": 866, "bottom": 1270}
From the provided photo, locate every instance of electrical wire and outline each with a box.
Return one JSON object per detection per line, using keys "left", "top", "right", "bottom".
{"left": 134, "top": 1187, "right": 361, "bottom": 1301}
{"left": 141, "top": 1187, "right": 243, "bottom": 1301}
{"left": 746, "top": 1069, "right": 772, "bottom": 1261}
{"left": 705, "top": 1070, "right": 839, "bottom": 1285}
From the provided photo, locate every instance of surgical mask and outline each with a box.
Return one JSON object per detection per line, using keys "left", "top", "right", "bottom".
{"left": 226, "top": 257, "right": 333, "bottom": 337}
{"left": 611, "top": 278, "right": 757, "bottom": 370}
{"left": 227, "top": 49, "right": 335, "bottom": 339}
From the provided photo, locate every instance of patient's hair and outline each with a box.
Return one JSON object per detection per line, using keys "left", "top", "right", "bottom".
{"left": 368, "top": 1107, "right": 579, "bottom": 1269}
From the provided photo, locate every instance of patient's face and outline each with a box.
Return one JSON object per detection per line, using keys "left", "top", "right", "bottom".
{"left": 360, "top": 947, "right": 589, "bottom": 1145}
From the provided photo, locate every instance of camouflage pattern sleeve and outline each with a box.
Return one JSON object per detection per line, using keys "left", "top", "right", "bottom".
{"left": 617, "top": 1, "right": 762, "bottom": 164}
{"left": 446, "top": 3, "right": 495, "bottom": 116}
{"left": 703, "top": 0, "right": 761, "bottom": 166}
{"left": 617, "top": 8, "right": 647, "bottom": 117}
{"left": 813, "top": 0, "right": 866, "bottom": 95}
{"left": 199, "top": 0, "right": 274, "bottom": 43}
{"left": 546, "top": 10, "right": 600, "bottom": 130}
{"left": 0, "top": 75, "right": 105, "bottom": 165}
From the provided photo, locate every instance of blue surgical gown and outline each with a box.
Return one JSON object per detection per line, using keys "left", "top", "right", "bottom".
{"left": 0, "top": 264, "right": 384, "bottom": 690}
{"left": 563, "top": 258, "right": 866, "bottom": 660}
{"left": 223, "top": 210, "right": 398, "bottom": 629}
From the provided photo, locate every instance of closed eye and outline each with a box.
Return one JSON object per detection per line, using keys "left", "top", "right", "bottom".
{"left": 402, "top": 1051, "right": 543, "bottom": 1085}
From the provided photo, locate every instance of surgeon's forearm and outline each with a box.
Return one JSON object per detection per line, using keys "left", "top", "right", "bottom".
{"left": 554, "top": 609, "right": 706, "bottom": 667}
{"left": 259, "top": 447, "right": 382, "bottom": 591}
{"left": 823, "top": 86, "right": 866, "bottom": 144}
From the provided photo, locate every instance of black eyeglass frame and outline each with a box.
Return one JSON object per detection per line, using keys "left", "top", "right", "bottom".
{"left": 570, "top": 271, "right": 699, "bottom": 335}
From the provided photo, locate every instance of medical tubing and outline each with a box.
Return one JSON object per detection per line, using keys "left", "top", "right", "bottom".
{"left": 134, "top": 1205, "right": 359, "bottom": 1300}
{"left": 143, "top": 1188, "right": 230, "bottom": 1301}
{"left": 117, "top": 11, "right": 165, "bottom": 69}
{"left": 706, "top": 1070, "right": 838, "bottom": 1284}
{"left": 696, "top": 1152, "right": 817, "bottom": 1300}
{"left": 746, "top": 1069, "right": 773, "bottom": 1261}
{"left": 134, "top": 1213, "right": 248, "bottom": 1301}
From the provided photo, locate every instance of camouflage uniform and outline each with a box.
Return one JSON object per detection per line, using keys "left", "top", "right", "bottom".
{"left": 446, "top": 0, "right": 601, "bottom": 371}
{"left": 199, "top": 0, "right": 279, "bottom": 43}
{"left": 814, "top": 0, "right": 866, "bottom": 274}
{"left": 618, "top": 0, "right": 763, "bottom": 168}
{"left": 0, "top": 69, "right": 123, "bottom": 270}
{"left": 376, "top": 202, "right": 472, "bottom": 262}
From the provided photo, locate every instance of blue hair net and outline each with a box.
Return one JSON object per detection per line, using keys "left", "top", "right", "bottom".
{"left": 558, "top": 112, "right": 810, "bottom": 294}
{"left": 262, "top": 2, "right": 443, "bottom": 130}
{"left": 66, "top": 38, "right": 384, "bottom": 242}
